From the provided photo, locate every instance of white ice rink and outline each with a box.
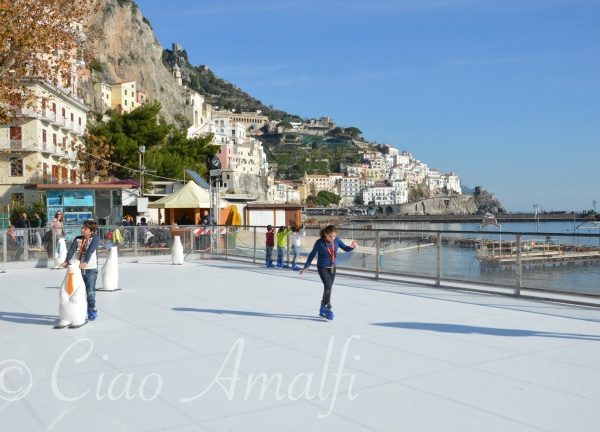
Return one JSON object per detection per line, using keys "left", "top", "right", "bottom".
{"left": 1, "top": 257, "right": 600, "bottom": 431}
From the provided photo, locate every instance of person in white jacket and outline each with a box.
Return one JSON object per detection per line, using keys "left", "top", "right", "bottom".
{"left": 289, "top": 224, "right": 305, "bottom": 271}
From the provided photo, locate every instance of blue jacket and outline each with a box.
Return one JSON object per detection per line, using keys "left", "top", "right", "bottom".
{"left": 303, "top": 237, "right": 354, "bottom": 269}
{"left": 65, "top": 235, "right": 99, "bottom": 267}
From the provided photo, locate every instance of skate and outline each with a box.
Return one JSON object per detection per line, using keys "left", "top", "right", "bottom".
{"left": 319, "top": 303, "right": 334, "bottom": 320}
{"left": 266, "top": 259, "right": 274, "bottom": 268}
{"left": 87, "top": 309, "right": 97, "bottom": 321}
{"left": 291, "top": 264, "right": 301, "bottom": 271}
{"left": 276, "top": 257, "right": 284, "bottom": 268}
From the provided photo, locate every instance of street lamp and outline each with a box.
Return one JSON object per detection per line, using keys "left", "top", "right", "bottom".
{"left": 206, "top": 154, "right": 222, "bottom": 225}
{"left": 138, "top": 145, "right": 146, "bottom": 196}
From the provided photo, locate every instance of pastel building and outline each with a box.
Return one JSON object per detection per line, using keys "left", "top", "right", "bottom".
{"left": 0, "top": 81, "right": 89, "bottom": 205}
{"left": 110, "top": 81, "right": 138, "bottom": 113}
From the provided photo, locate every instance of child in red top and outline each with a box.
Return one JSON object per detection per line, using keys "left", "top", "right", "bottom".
{"left": 265, "top": 225, "right": 275, "bottom": 268}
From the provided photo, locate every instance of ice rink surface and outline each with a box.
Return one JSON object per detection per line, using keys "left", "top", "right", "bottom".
{"left": 1, "top": 257, "right": 600, "bottom": 431}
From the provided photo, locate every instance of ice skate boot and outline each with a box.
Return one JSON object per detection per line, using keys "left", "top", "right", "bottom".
{"left": 87, "top": 309, "right": 97, "bottom": 321}
{"left": 319, "top": 303, "right": 328, "bottom": 318}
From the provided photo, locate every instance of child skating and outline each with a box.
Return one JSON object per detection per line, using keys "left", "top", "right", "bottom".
{"left": 299, "top": 225, "right": 356, "bottom": 320}
{"left": 60, "top": 220, "right": 100, "bottom": 321}
{"left": 290, "top": 224, "right": 305, "bottom": 271}
{"left": 265, "top": 225, "right": 275, "bottom": 268}
{"left": 276, "top": 225, "right": 292, "bottom": 268}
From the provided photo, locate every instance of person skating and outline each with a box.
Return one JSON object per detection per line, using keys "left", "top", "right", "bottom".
{"left": 61, "top": 220, "right": 100, "bottom": 321}
{"left": 289, "top": 224, "right": 305, "bottom": 271}
{"left": 299, "top": 225, "right": 356, "bottom": 320}
{"left": 265, "top": 225, "right": 275, "bottom": 268}
{"left": 276, "top": 225, "right": 292, "bottom": 268}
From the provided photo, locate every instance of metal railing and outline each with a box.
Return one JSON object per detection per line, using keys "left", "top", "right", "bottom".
{"left": 2, "top": 225, "right": 599, "bottom": 306}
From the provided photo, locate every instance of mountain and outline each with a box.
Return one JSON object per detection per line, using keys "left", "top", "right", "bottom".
{"left": 81, "top": 0, "right": 184, "bottom": 123}
{"left": 80, "top": 0, "right": 301, "bottom": 124}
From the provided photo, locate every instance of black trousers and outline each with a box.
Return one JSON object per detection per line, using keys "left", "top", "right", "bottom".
{"left": 317, "top": 266, "right": 336, "bottom": 307}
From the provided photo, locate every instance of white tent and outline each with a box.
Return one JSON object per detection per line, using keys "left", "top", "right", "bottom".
{"left": 148, "top": 181, "right": 229, "bottom": 209}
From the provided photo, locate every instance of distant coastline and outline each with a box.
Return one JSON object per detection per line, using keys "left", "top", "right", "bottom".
{"left": 345, "top": 213, "right": 598, "bottom": 223}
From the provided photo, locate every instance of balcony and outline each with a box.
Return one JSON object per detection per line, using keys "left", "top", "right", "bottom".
{"left": 0, "top": 140, "right": 75, "bottom": 159}
{"left": 41, "top": 109, "right": 56, "bottom": 122}
{"left": 1, "top": 139, "right": 39, "bottom": 152}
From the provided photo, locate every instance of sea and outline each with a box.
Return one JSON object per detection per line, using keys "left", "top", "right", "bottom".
{"left": 334, "top": 220, "right": 600, "bottom": 295}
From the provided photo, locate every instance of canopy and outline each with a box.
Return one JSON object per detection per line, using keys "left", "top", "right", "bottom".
{"left": 148, "top": 181, "right": 229, "bottom": 209}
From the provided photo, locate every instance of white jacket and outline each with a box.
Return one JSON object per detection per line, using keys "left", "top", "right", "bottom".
{"left": 290, "top": 228, "right": 305, "bottom": 247}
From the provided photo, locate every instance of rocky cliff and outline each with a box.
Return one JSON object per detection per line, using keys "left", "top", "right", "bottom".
{"left": 81, "top": 0, "right": 184, "bottom": 123}
{"left": 396, "top": 189, "right": 505, "bottom": 216}
{"left": 81, "top": 0, "right": 300, "bottom": 125}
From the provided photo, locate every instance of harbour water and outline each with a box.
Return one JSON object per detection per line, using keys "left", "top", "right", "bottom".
{"left": 336, "top": 220, "right": 600, "bottom": 295}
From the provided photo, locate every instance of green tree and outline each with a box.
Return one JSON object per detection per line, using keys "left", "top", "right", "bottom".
{"left": 343, "top": 127, "right": 362, "bottom": 139}
{"left": 86, "top": 102, "right": 217, "bottom": 180}
{"left": 316, "top": 190, "right": 342, "bottom": 206}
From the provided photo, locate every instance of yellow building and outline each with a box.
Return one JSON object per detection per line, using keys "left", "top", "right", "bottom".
{"left": 110, "top": 81, "right": 138, "bottom": 113}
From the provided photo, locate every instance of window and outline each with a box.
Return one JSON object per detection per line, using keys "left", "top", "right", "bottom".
{"left": 62, "top": 107, "right": 66, "bottom": 118}
{"left": 53, "top": 134, "right": 57, "bottom": 145}
{"left": 70, "top": 169, "right": 77, "bottom": 183}
{"left": 70, "top": 113, "right": 74, "bottom": 122}
{"left": 9, "top": 126, "right": 22, "bottom": 142}
{"left": 9, "top": 157, "right": 23, "bottom": 176}
{"left": 61, "top": 167, "right": 68, "bottom": 181}
{"left": 124, "top": 100, "right": 127, "bottom": 106}
{"left": 42, "top": 129, "right": 46, "bottom": 144}
{"left": 124, "top": 89, "right": 127, "bottom": 96}
{"left": 52, "top": 165, "right": 59, "bottom": 180}
{"left": 52, "top": 103, "right": 56, "bottom": 113}
{"left": 78, "top": 117, "right": 81, "bottom": 126}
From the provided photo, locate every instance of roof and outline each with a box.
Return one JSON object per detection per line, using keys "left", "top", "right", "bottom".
{"left": 246, "top": 202, "right": 303, "bottom": 209}
{"left": 148, "top": 180, "right": 229, "bottom": 209}
{"left": 27, "top": 183, "right": 134, "bottom": 190}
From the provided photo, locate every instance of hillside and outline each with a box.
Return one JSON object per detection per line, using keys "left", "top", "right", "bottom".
{"left": 80, "top": 0, "right": 302, "bottom": 125}
{"left": 162, "top": 48, "right": 302, "bottom": 123}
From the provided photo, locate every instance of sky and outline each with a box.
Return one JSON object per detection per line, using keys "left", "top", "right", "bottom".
{"left": 136, "top": 0, "right": 600, "bottom": 212}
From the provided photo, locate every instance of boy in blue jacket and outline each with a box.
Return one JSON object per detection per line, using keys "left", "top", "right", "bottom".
{"left": 299, "top": 225, "right": 356, "bottom": 320}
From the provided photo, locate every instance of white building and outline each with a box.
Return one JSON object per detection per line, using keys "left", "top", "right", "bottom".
{"left": 339, "top": 177, "right": 372, "bottom": 206}
{"left": 212, "top": 110, "right": 268, "bottom": 133}
{"left": 267, "top": 181, "right": 301, "bottom": 203}
{"left": 362, "top": 185, "right": 397, "bottom": 206}
{"left": 182, "top": 87, "right": 212, "bottom": 138}
{"left": 343, "top": 163, "right": 368, "bottom": 178}
{"left": 392, "top": 180, "right": 409, "bottom": 204}
{"left": 0, "top": 81, "right": 89, "bottom": 205}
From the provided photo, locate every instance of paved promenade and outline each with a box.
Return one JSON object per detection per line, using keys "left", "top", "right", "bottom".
{"left": 1, "top": 257, "right": 600, "bottom": 431}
